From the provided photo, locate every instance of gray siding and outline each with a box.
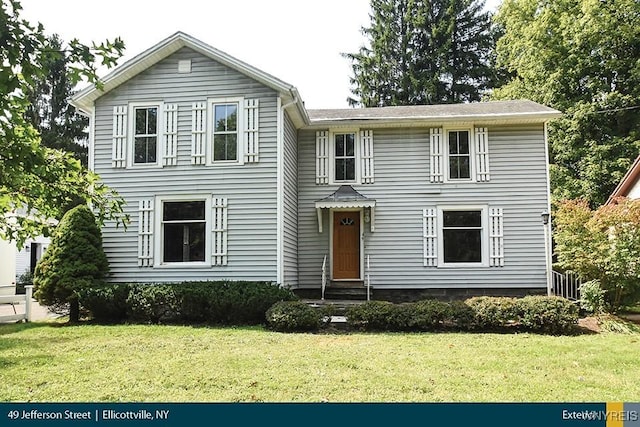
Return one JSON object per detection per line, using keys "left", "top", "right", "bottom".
{"left": 94, "top": 47, "right": 279, "bottom": 282}
{"left": 282, "top": 112, "right": 298, "bottom": 286}
{"left": 297, "top": 126, "right": 549, "bottom": 289}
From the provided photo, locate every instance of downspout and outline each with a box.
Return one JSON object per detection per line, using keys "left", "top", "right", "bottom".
{"left": 276, "top": 94, "right": 301, "bottom": 285}
{"left": 543, "top": 121, "right": 553, "bottom": 296}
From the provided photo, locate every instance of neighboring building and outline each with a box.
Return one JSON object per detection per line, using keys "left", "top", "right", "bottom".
{"left": 607, "top": 154, "right": 640, "bottom": 203}
{"left": 71, "top": 32, "right": 561, "bottom": 300}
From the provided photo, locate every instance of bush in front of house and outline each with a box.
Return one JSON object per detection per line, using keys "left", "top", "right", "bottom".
{"left": 407, "top": 299, "right": 450, "bottom": 331}
{"left": 34, "top": 205, "right": 109, "bottom": 322}
{"left": 265, "top": 301, "right": 322, "bottom": 332}
{"left": 515, "top": 295, "right": 578, "bottom": 334}
{"left": 465, "top": 296, "right": 519, "bottom": 330}
{"left": 80, "top": 283, "right": 131, "bottom": 322}
{"left": 444, "top": 300, "right": 476, "bottom": 330}
{"left": 346, "top": 300, "right": 399, "bottom": 331}
{"left": 79, "top": 280, "right": 296, "bottom": 324}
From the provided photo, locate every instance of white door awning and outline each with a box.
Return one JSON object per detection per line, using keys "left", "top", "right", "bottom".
{"left": 314, "top": 185, "right": 376, "bottom": 232}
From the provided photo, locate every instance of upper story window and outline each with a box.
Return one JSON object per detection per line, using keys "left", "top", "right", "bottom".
{"left": 448, "top": 130, "right": 471, "bottom": 180}
{"left": 212, "top": 103, "right": 238, "bottom": 162}
{"left": 334, "top": 133, "right": 356, "bottom": 182}
{"left": 133, "top": 106, "right": 159, "bottom": 165}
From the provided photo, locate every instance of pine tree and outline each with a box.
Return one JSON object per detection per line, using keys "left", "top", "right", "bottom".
{"left": 33, "top": 205, "right": 109, "bottom": 322}
{"left": 345, "top": 0, "right": 495, "bottom": 107}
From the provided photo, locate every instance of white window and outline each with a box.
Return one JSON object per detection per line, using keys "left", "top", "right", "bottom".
{"left": 315, "top": 130, "right": 375, "bottom": 185}
{"left": 447, "top": 130, "right": 471, "bottom": 180}
{"left": 130, "top": 104, "right": 162, "bottom": 166}
{"left": 437, "top": 206, "right": 488, "bottom": 267}
{"left": 334, "top": 133, "right": 357, "bottom": 182}
{"left": 208, "top": 98, "right": 244, "bottom": 164}
{"left": 430, "top": 127, "right": 490, "bottom": 183}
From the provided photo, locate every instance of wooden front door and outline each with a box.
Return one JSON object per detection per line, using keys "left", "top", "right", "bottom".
{"left": 333, "top": 211, "right": 361, "bottom": 279}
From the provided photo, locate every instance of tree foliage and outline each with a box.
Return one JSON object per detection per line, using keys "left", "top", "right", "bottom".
{"left": 24, "top": 34, "right": 89, "bottom": 166}
{"left": 554, "top": 198, "right": 640, "bottom": 311}
{"left": 34, "top": 205, "right": 109, "bottom": 322}
{"left": 345, "top": 0, "right": 495, "bottom": 107}
{"left": 493, "top": 0, "right": 640, "bottom": 206}
{"left": 0, "top": 0, "right": 127, "bottom": 247}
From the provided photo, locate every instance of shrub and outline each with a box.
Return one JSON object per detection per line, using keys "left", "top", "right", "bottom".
{"left": 444, "top": 300, "right": 476, "bottom": 330}
{"left": 346, "top": 301, "right": 397, "bottom": 331}
{"left": 79, "top": 283, "right": 131, "bottom": 322}
{"left": 515, "top": 296, "right": 578, "bottom": 334}
{"left": 579, "top": 280, "right": 606, "bottom": 314}
{"left": 465, "top": 296, "right": 518, "bottom": 329}
{"left": 127, "top": 284, "right": 181, "bottom": 323}
{"left": 33, "top": 205, "right": 109, "bottom": 322}
{"left": 407, "top": 299, "right": 450, "bottom": 331}
{"left": 266, "top": 301, "right": 322, "bottom": 332}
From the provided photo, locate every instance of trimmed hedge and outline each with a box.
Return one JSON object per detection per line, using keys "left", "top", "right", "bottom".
{"left": 79, "top": 281, "right": 296, "bottom": 324}
{"left": 265, "top": 301, "right": 322, "bottom": 332}
{"left": 345, "top": 296, "right": 578, "bottom": 334}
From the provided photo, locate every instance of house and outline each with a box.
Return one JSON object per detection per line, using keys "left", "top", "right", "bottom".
{"left": 71, "top": 32, "right": 561, "bottom": 301}
{"left": 607, "top": 154, "right": 640, "bottom": 203}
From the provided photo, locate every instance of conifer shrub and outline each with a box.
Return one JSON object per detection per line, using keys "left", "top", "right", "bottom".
{"left": 80, "top": 283, "right": 130, "bottom": 322}
{"left": 265, "top": 301, "right": 322, "bottom": 332}
{"left": 33, "top": 205, "right": 108, "bottom": 322}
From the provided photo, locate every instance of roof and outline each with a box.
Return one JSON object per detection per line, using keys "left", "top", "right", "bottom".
{"left": 71, "top": 31, "right": 309, "bottom": 127}
{"left": 316, "top": 185, "right": 374, "bottom": 205}
{"left": 307, "top": 100, "right": 561, "bottom": 128}
{"left": 607, "top": 154, "right": 640, "bottom": 204}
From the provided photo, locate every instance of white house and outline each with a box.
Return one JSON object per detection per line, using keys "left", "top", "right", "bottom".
{"left": 71, "top": 32, "right": 561, "bottom": 301}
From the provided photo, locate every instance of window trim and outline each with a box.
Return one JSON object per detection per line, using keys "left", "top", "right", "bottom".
{"left": 437, "top": 205, "right": 489, "bottom": 268}
{"left": 207, "top": 97, "right": 244, "bottom": 166}
{"left": 154, "top": 195, "right": 212, "bottom": 268}
{"left": 128, "top": 102, "right": 163, "bottom": 169}
{"left": 443, "top": 126, "right": 475, "bottom": 183}
{"left": 329, "top": 129, "right": 360, "bottom": 184}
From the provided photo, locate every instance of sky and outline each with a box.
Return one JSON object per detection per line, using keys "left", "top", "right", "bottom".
{"left": 19, "top": 0, "right": 502, "bottom": 109}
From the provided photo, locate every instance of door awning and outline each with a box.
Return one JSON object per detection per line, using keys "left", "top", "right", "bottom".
{"left": 314, "top": 185, "right": 376, "bottom": 232}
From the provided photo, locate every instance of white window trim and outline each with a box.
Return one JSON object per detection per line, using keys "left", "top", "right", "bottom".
{"left": 128, "top": 102, "right": 163, "bottom": 169}
{"left": 207, "top": 97, "right": 245, "bottom": 166}
{"left": 329, "top": 129, "right": 360, "bottom": 185}
{"left": 443, "top": 126, "right": 476, "bottom": 183}
{"left": 154, "top": 195, "right": 212, "bottom": 268}
{"left": 437, "top": 205, "right": 489, "bottom": 268}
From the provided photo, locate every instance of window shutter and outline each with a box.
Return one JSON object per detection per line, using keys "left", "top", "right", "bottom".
{"left": 191, "top": 102, "right": 206, "bottom": 165}
{"left": 360, "top": 130, "right": 375, "bottom": 184}
{"left": 163, "top": 103, "right": 178, "bottom": 166}
{"left": 244, "top": 99, "right": 259, "bottom": 163}
{"left": 475, "top": 127, "right": 490, "bottom": 182}
{"left": 112, "top": 106, "right": 127, "bottom": 168}
{"left": 212, "top": 197, "right": 228, "bottom": 266}
{"left": 316, "top": 130, "right": 329, "bottom": 185}
{"left": 489, "top": 207, "right": 504, "bottom": 267}
{"left": 429, "top": 128, "right": 443, "bottom": 183}
{"left": 423, "top": 208, "right": 437, "bottom": 267}
{"left": 138, "top": 200, "right": 154, "bottom": 267}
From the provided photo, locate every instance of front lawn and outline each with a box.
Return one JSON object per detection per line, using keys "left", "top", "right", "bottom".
{"left": 0, "top": 323, "right": 638, "bottom": 402}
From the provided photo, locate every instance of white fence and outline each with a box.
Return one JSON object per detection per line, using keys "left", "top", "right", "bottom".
{"left": 0, "top": 285, "right": 34, "bottom": 322}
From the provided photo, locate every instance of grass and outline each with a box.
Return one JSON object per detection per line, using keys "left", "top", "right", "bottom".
{"left": 1, "top": 322, "right": 639, "bottom": 402}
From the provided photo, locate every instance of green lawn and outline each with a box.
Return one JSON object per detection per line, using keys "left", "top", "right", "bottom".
{"left": 1, "top": 322, "right": 638, "bottom": 402}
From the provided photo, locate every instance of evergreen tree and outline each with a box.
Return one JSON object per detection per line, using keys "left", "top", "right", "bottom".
{"left": 345, "top": 0, "right": 495, "bottom": 107}
{"left": 34, "top": 205, "right": 109, "bottom": 322}
{"left": 493, "top": 0, "right": 640, "bottom": 206}
{"left": 24, "top": 35, "right": 89, "bottom": 166}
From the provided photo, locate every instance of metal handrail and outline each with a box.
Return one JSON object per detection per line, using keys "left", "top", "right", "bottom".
{"left": 552, "top": 270, "right": 582, "bottom": 301}
{"left": 366, "top": 255, "right": 371, "bottom": 301}
{"left": 321, "top": 255, "right": 327, "bottom": 301}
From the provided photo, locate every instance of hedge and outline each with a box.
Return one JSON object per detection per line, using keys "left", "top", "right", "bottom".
{"left": 265, "top": 301, "right": 322, "bottom": 332}
{"left": 79, "top": 281, "right": 296, "bottom": 324}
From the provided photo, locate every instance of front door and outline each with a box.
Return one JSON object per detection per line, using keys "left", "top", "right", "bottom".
{"left": 333, "top": 211, "right": 361, "bottom": 279}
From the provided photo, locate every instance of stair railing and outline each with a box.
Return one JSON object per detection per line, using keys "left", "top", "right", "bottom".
{"left": 321, "top": 255, "right": 327, "bottom": 301}
{"left": 366, "top": 254, "right": 371, "bottom": 301}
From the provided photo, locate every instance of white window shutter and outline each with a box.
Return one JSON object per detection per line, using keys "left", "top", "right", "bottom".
{"left": 163, "top": 103, "right": 178, "bottom": 166}
{"left": 423, "top": 208, "right": 437, "bottom": 267}
{"left": 138, "top": 200, "right": 154, "bottom": 267}
{"left": 112, "top": 106, "right": 127, "bottom": 168}
{"left": 475, "top": 127, "right": 490, "bottom": 182}
{"left": 191, "top": 102, "right": 206, "bottom": 165}
{"left": 489, "top": 207, "right": 504, "bottom": 267}
{"left": 244, "top": 99, "right": 259, "bottom": 163}
{"left": 212, "top": 197, "right": 228, "bottom": 266}
{"left": 360, "top": 130, "right": 375, "bottom": 184}
{"left": 316, "top": 130, "right": 329, "bottom": 185}
{"left": 429, "top": 128, "right": 443, "bottom": 183}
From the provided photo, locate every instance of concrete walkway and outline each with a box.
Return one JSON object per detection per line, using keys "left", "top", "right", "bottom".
{"left": 0, "top": 298, "right": 59, "bottom": 323}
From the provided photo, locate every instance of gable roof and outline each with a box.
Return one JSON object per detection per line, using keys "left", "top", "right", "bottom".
{"left": 607, "top": 154, "right": 640, "bottom": 204}
{"left": 307, "top": 100, "right": 561, "bottom": 128}
{"left": 71, "top": 31, "right": 309, "bottom": 126}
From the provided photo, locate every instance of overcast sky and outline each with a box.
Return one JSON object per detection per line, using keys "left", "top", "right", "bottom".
{"left": 20, "top": 0, "right": 502, "bottom": 109}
